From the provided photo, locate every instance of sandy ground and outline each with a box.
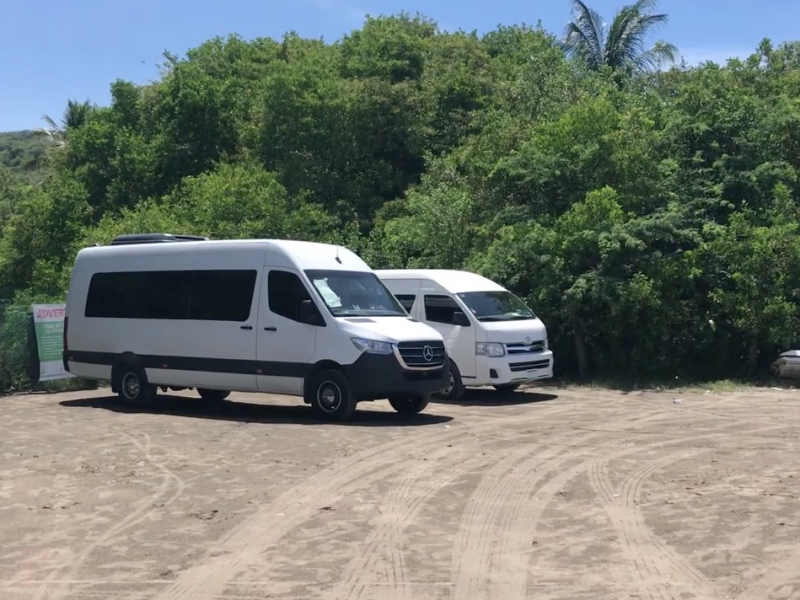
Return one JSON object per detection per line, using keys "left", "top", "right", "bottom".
{"left": 1, "top": 384, "right": 800, "bottom": 600}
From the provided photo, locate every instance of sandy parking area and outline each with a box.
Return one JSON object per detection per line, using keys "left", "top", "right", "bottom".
{"left": 1, "top": 385, "right": 799, "bottom": 600}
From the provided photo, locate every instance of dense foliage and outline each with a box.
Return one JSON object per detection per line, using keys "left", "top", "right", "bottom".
{"left": 2, "top": 12, "right": 800, "bottom": 387}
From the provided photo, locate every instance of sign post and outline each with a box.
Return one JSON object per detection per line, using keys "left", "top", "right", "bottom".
{"left": 31, "top": 304, "right": 74, "bottom": 382}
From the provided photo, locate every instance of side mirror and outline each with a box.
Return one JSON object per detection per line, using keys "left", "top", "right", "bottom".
{"left": 452, "top": 310, "right": 470, "bottom": 327}
{"left": 298, "top": 300, "right": 319, "bottom": 325}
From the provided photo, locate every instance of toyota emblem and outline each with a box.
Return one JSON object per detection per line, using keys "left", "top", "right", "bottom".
{"left": 524, "top": 336, "right": 531, "bottom": 344}
{"left": 422, "top": 345, "right": 433, "bottom": 361}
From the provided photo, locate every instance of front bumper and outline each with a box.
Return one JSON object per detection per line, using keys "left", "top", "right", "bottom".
{"left": 344, "top": 352, "right": 449, "bottom": 401}
{"left": 474, "top": 350, "right": 554, "bottom": 386}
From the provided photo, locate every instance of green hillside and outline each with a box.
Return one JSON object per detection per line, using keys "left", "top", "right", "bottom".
{"left": 3, "top": 2, "right": 800, "bottom": 391}
{"left": 0, "top": 130, "right": 49, "bottom": 183}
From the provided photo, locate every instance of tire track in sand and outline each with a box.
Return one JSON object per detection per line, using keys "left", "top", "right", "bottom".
{"left": 150, "top": 405, "right": 563, "bottom": 600}
{"left": 329, "top": 399, "right": 653, "bottom": 600}
{"left": 730, "top": 551, "right": 800, "bottom": 600}
{"left": 589, "top": 422, "right": 785, "bottom": 600}
{"left": 507, "top": 418, "right": 784, "bottom": 600}
{"left": 33, "top": 431, "right": 186, "bottom": 600}
{"left": 448, "top": 407, "right": 697, "bottom": 600}
{"left": 450, "top": 414, "right": 784, "bottom": 600}
{"left": 325, "top": 444, "right": 504, "bottom": 600}
{"left": 450, "top": 425, "right": 628, "bottom": 600}
{"left": 592, "top": 450, "right": 704, "bottom": 600}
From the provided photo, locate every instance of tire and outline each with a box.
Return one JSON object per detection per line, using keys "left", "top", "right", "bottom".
{"left": 307, "top": 369, "right": 357, "bottom": 422}
{"left": 436, "top": 359, "right": 465, "bottom": 400}
{"left": 116, "top": 365, "right": 156, "bottom": 406}
{"left": 197, "top": 389, "right": 230, "bottom": 402}
{"left": 388, "top": 395, "right": 430, "bottom": 416}
{"left": 493, "top": 383, "right": 521, "bottom": 393}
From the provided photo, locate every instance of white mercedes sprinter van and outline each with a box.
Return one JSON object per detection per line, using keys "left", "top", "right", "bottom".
{"left": 63, "top": 234, "right": 448, "bottom": 421}
{"left": 375, "top": 269, "right": 554, "bottom": 400}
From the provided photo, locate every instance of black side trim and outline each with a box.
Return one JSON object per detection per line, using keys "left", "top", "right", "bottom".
{"left": 67, "top": 350, "right": 310, "bottom": 378}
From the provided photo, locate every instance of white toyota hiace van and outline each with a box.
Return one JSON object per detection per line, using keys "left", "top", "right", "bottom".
{"left": 375, "top": 269, "right": 554, "bottom": 399}
{"left": 63, "top": 234, "right": 449, "bottom": 421}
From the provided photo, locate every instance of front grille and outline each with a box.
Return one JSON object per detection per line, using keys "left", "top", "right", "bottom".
{"left": 506, "top": 341, "right": 546, "bottom": 354}
{"left": 397, "top": 341, "right": 446, "bottom": 368}
{"left": 509, "top": 359, "right": 551, "bottom": 372}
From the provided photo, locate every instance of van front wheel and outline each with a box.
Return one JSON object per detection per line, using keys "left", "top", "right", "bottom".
{"left": 116, "top": 365, "right": 156, "bottom": 406}
{"left": 307, "top": 370, "right": 357, "bottom": 422}
{"left": 436, "top": 359, "right": 465, "bottom": 401}
{"left": 388, "top": 395, "right": 429, "bottom": 416}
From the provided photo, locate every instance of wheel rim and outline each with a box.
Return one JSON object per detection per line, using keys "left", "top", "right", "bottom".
{"left": 442, "top": 371, "right": 455, "bottom": 395}
{"left": 122, "top": 372, "right": 140, "bottom": 400}
{"left": 317, "top": 381, "right": 342, "bottom": 413}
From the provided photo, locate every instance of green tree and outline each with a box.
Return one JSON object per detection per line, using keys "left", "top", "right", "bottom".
{"left": 561, "top": 0, "right": 676, "bottom": 75}
{"left": 4, "top": 12, "right": 800, "bottom": 391}
{"left": 38, "top": 99, "right": 94, "bottom": 148}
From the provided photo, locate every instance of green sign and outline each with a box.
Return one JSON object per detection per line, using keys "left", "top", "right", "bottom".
{"left": 32, "top": 304, "right": 74, "bottom": 382}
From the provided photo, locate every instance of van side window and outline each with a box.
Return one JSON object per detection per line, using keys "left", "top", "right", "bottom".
{"left": 424, "top": 295, "right": 467, "bottom": 325}
{"left": 268, "top": 270, "right": 317, "bottom": 324}
{"left": 85, "top": 269, "right": 256, "bottom": 321}
{"left": 85, "top": 271, "right": 192, "bottom": 319}
{"left": 189, "top": 270, "right": 257, "bottom": 322}
{"left": 394, "top": 294, "right": 416, "bottom": 312}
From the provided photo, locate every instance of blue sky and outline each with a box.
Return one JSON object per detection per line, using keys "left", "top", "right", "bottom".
{"left": 0, "top": 0, "right": 797, "bottom": 132}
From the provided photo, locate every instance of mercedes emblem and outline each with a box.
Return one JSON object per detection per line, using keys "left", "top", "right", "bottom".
{"left": 422, "top": 345, "right": 433, "bottom": 361}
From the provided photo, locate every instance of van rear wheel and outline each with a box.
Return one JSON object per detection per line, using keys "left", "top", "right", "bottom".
{"left": 197, "top": 389, "right": 230, "bottom": 402}
{"left": 307, "top": 369, "right": 357, "bottom": 422}
{"left": 116, "top": 365, "right": 156, "bottom": 406}
{"left": 388, "top": 395, "right": 430, "bottom": 416}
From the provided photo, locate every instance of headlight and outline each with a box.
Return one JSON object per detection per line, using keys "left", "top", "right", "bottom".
{"left": 351, "top": 338, "right": 394, "bottom": 354}
{"left": 476, "top": 342, "right": 505, "bottom": 357}
{"left": 543, "top": 338, "right": 548, "bottom": 351}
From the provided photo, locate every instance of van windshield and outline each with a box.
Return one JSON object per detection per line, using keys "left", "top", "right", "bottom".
{"left": 305, "top": 270, "right": 407, "bottom": 317}
{"left": 456, "top": 291, "right": 536, "bottom": 322}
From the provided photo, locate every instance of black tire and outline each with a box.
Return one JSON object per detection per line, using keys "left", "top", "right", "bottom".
{"left": 197, "top": 389, "right": 230, "bottom": 402}
{"left": 116, "top": 365, "right": 156, "bottom": 406}
{"left": 493, "top": 383, "right": 521, "bottom": 393}
{"left": 307, "top": 369, "right": 357, "bottom": 422}
{"left": 436, "top": 359, "right": 465, "bottom": 400}
{"left": 388, "top": 395, "right": 430, "bottom": 416}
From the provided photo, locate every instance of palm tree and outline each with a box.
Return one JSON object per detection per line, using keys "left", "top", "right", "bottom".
{"left": 561, "top": 0, "right": 677, "bottom": 74}
{"left": 38, "top": 99, "right": 93, "bottom": 148}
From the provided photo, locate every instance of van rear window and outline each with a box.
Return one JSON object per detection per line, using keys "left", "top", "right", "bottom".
{"left": 85, "top": 270, "right": 256, "bottom": 322}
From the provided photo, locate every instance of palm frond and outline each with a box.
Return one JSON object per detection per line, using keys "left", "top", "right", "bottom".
{"left": 40, "top": 114, "right": 63, "bottom": 136}
{"left": 563, "top": 22, "right": 601, "bottom": 70}
{"left": 562, "top": 0, "right": 606, "bottom": 70}
{"left": 632, "top": 40, "right": 678, "bottom": 72}
{"left": 561, "top": 0, "right": 676, "bottom": 75}
{"left": 604, "top": 5, "right": 639, "bottom": 69}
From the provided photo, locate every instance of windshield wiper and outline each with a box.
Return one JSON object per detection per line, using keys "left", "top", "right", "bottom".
{"left": 334, "top": 309, "right": 405, "bottom": 317}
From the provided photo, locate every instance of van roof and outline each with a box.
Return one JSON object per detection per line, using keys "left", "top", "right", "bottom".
{"left": 375, "top": 269, "right": 506, "bottom": 294}
{"left": 76, "top": 238, "right": 369, "bottom": 271}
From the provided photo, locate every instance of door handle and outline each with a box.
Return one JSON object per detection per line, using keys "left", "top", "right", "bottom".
{"left": 263, "top": 326, "right": 277, "bottom": 331}
{"left": 240, "top": 325, "right": 253, "bottom": 330}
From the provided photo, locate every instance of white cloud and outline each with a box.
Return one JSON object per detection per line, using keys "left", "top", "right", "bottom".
{"left": 678, "top": 47, "right": 753, "bottom": 66}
